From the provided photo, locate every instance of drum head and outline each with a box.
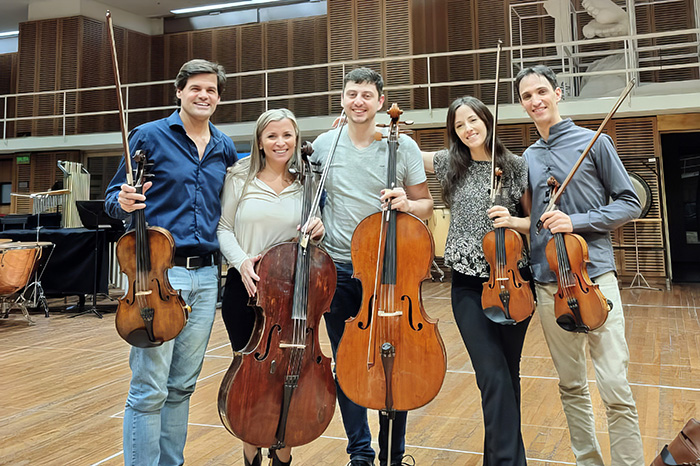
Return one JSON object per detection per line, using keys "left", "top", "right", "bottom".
{"left": 629, "top": 172, "right": 652, "bottom": 218}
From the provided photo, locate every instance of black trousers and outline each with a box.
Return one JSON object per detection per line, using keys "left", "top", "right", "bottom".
{"left": 220, "top": 268, "right": 259, "bottom": 352}
{"left": 451, "top": 270, "right": 530, "bottom": 466}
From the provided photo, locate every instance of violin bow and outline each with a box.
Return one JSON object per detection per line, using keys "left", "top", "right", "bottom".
{"left": 489, "top": 39, "right": 503, "bottom": 203}
{"left": 106, "top": 10, "right": 134, "bottom": 186}
{"left": 536, "top": 78, "right": 636, "bottom": 232}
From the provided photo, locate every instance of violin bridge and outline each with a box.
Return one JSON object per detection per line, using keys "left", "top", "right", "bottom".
{"left": 135, "top": 290, "right": 153, "bottom": 297}
{"left": 378, "top": 310, "right": 402, "bottom": 317}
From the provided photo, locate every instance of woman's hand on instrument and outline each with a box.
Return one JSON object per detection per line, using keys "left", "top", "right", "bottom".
{"left": 299, "top": 217, "right": 325, "bottom": 241}
{"left": 118, "top": 182, "right": 152, "bottom": 213}
{"left": 488, "top": 205, "right": 515, "bottom": 229}
{"left": 540, "top": 210, "right": 573, "bottom": 234}
{"left": 381, "top": 187, "right": 411, "bottom": 213}
{"left": 240, "top": 255, "right": 262, "bottom": 297}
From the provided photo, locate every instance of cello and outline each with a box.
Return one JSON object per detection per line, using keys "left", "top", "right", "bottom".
{"left": 106, "top": 11, "right": 189, "bottom": 347}
{"left": 218, "top": 142, "right": 337, "bottom": 450}
{"left": 481, "top": 40, "right": 535, "bottom": 324}
{"left": 335, "top": 103, "right": 447, "bottom": 464}
{"left": 537, "top": 79, "right": 635, "bottom": 333}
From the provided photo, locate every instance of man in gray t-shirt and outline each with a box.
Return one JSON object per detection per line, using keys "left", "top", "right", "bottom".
{"left": 311, "top": 67, "right": 433, "bottom": 466}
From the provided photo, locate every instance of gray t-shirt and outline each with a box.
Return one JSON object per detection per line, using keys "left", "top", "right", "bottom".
{"left": 434, "top": 149, "right": 528, "bottom": 277}
{"left": 311, "top": 127, "right": 427, "bottom": 263}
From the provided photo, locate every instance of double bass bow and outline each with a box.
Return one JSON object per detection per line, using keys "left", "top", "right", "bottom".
{"left": 335, "top": 103, "right": 447, "bottom": 466}
{"left": 538, "top": 79, "right": 635, "bottom": 333}
{"left": 481, "top": 40, "right": 535, "bottom": 325}
{"left": 218, "top": 142, "right": 338, "bottom": 451}
{"left": 107, "top": 11, "right": 189, "bottom": 347}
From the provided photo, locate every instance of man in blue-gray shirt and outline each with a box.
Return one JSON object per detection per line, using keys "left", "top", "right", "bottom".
{"left": 516, "top": 65, "right": 643, "bottom": 465}
{"left": 105, "top": 59, "right": 237, "bottom": 466}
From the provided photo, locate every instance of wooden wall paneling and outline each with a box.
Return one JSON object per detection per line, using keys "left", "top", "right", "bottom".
{"left": 13, "top": 160, "right": 31, "bottom": 213}
{"left": 124, "top": 30, "right": 151, "bottom": 130}
{"left": 634, "top": 0, "right": 698, "bottom": 83}
{"left": 291, "top": 17, "right": 328, "bottom": 118}
{"left": 191, "top": 30, "right": 214, "bottom": 62}
{"left": 213, "top": 27, "right": 239, "bottom": 124}
{"left": 327, "top": 0, "right": 354, "bottom": 114}
{"left": 59, "top": 17, "right": 79, "bottom": 136}
{"left": 16, "top": 21, "right": 37, "bottom": 137}
{"left": 498, "top": 124, "right": 530, "bottom": 157}
{"left": 414, "top": 128, "right": 448, "bottom": 208}
{"left": 79, "top": 18, "right": 109, "bottom": 134}
{"left": 446, "top": 0, "right": 476, "bottom": 102}
{"left": 165, "top": 33, "right": 191, "bottom": 84}
{"left": 265, "top": 21, "right": 292, "bottom": 111}
{"left": 0, "top": 53, "right": 17, "bottom": 137}
{"left": 384, "top": 0, "right": 412, "bottom": 110}
{"left": 410, "top": 0, "right": 450, "bottom": 110}
{"left": 239, "top": 24, "right": 265, "bottom": 122}
{"left": 149, "top": 35, "right": 168, "bottom": 123}
{"left": 36, "top": 20, "right": 59, "bottom": 137}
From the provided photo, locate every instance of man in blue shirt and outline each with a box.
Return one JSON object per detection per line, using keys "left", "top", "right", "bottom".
{"left": 516, "top": 65, "right": 643, "bottom": 465}
{"left": 105, "top": 59, "right": 237, "bottom": 466}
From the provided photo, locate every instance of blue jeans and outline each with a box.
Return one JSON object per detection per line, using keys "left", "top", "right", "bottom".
{"left": 324, "top": 262, "right": 407, "bottom": 466}
{"left": 123, "top": 265, "right": 218, "bottom": 466}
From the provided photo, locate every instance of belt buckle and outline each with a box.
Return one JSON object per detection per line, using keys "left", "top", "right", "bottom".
{"left": 185, "top": 256, "right": 197, "bottom": 270}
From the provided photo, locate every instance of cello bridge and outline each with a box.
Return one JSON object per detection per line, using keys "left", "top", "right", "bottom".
{"left": 378, "top": 310, "right": 402, "bottom": 317}
{"left": 135, "top": 290, "right": 153, "bottom": 297}
{"left": 278, "top": 343, "right": 306, "bottom": 349}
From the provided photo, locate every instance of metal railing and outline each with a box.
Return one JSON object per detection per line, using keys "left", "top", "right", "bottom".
{"left": 1, "top": 27, "right": 698, "bottom": 141}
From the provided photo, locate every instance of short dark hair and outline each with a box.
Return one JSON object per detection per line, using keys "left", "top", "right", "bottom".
{"left": 514, "top": 65, "right": 558, "bottom": 101}
{"left": 174, "top": 59, "right": 227, "bottom": 103}
{"left": 343, "top": 67, "right": 384, "bottom": 96}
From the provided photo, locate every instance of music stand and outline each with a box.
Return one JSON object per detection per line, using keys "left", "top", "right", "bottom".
{"left": 72, "top": 200, "right": 122, "bottom": 318}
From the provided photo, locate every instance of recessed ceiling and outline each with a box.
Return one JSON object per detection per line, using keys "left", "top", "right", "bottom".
{"left": 0, "top": 0, "right": 294, "bottom": 33}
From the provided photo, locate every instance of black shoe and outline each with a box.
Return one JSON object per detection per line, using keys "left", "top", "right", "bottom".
{"left": 381, "top": 454, "right": 415, "bottom": 466}
{"left": 346, "top": 460, "right": 374, "bottom": 466}
{"left": 270, "top": 450, "right": 292, "bottom": 466}
{"left": 244, "top": 448, "right": 262, "bottom": 466}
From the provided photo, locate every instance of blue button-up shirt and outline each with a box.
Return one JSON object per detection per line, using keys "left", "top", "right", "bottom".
{"left": 105, "top": 110, "right": 237, "bottom": 257}
{"left": 524, "top": 118, "right": 640, "bottom": 283}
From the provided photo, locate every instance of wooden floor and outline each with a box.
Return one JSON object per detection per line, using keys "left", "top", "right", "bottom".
{"left": 1, "top": 279, "right": 699, "bottom": 466}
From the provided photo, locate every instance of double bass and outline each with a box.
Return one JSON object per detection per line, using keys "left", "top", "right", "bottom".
{"left": 106, "top": 11, "right": 189, "bottom": 347}
{"left": 537, "top": 79, "right": 636, "bottom": 333}
{"left": 335, "top": 104, "right": 446, "bottom": 464}
{"left": 218, "top": 143, "right": 337, "bottom": 450}
{"left": 481, "top": 40, "right": 535, "bottom": 324}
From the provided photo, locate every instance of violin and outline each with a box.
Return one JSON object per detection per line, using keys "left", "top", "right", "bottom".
{"left": 218, "top": 143, "right": 336, "bottom": 449}
{"left": 335, "top": 104, "right": 446, "bottom": 416}
{"left": 481, "top": 39, "right": 535, "bottom": 325}
{"left": 106, "top": 11, "right": 189, "bottom": 347}
{"left": 536, "top": 80, "right": 636, "bottom": 333}
{"left": 543, "top": 178, "right": 610, "bottom": 332}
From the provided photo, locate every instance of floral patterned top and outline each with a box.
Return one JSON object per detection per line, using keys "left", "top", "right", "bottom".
{"left": 433, "top": 149, "right": 529, "bottom": 277}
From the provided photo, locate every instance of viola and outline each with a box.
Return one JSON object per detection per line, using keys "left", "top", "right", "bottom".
{"left": 106, "top": 11, "right": 189, "bottom": 347}
{"left": 335, "top": 104, "right": 446, "bottom": 415}
{"left": 218, "top": 143, "right": 336, "bottom": 449}
{"left": 481, "top": 40, "right": 535, "bottom": 324}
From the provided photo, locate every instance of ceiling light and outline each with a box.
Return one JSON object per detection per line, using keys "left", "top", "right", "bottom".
{"left": 170, "top": 0, "right": 280, "bottom": 15}
{"left": 0, "top": 31, "right": 19, "bottom": 38}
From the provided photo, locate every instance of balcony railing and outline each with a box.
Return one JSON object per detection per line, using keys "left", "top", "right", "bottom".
{"left": 1, "top": 27, "right": 698, "bottom": 141}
